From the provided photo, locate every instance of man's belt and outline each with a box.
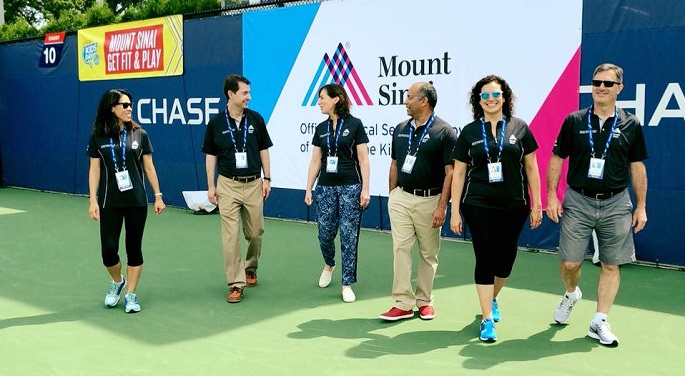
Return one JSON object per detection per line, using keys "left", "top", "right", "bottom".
{"left": 228, "top": 175, "right": 260, "bottom": 183}
{"left": 401, "top": 186, "right": 442, "bottom": 197}
{"left": 571, "top": 186, "right": 625, "bottom": 200}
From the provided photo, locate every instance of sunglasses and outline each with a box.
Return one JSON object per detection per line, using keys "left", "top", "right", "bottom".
{"left": 480, "top": 91, "right": 502, "bottom": 100}
{"left": 115, "top": 102, "right": 133, "bottom": 109}
{"left": 591, "top": 80, "right": 621, "bottom": 88}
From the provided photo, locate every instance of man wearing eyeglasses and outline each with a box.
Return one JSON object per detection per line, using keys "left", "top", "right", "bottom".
{"left": 379, "top": 82, "right": 457, "bottom": 321}
{"left": 202, "top": 74, "right": 273, "bottom": 304}
{"left": 546, "top": 63, "right": 648, "bottom": 347}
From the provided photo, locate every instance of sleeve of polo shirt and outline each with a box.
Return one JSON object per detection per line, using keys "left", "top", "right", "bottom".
{"left": 521, "top": 123, "right": 539, "bottom": 155}
{"left": 452, "top": 129, "right": 470, "bottom": 163}
{"left": 442, "top": 127, "right": 458, "bottom": 165}
{"left": 255, "top": 113, "right": 274, "bottom": 150}
{"left": 140, "top": 130, "right": 153, "bottom": 155}
{"left": 628, "top": 118, "right": 649, "bottom": 161}
{"left": 201, "top": 118, "right": 218, "bottom": 155}
{"left": 390, "top": 123, "right": 400, "bottom": 161}
{"left": 354, "top": 118, "right": 370, "bottom": 145}
{"left": 87, "top": 135, "right": 99, "bottom": 158}
{"left": 551, "top": 115, "right": 573, "bottom": 158}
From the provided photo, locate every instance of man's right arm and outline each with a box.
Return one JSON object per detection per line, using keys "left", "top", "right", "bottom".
{"left": 388, "top": 160, "right": 398, "bottom": 193}
{"left": 545, "top": 154, "right": 564, "bottom": 223}
{"left": 206, "top": 154, "right": 218, "bottom": 205}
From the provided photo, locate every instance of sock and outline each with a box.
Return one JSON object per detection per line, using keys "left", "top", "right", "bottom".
{"left": 592, "top": 312, "right": 608, "bottom": 325}
{"left": 565, "top": 287, "right": 579, "bottom": 299}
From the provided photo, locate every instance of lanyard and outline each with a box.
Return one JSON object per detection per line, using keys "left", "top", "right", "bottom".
{"left": 224, "top": 111, "right": 248, "bottom": 152}
{"left": 109, "top": 130, "right": 127, "bottom": 172}
{"left": 326, "top": 118, "right": 344, "bottom": 156}
{"left": 587, "top": 106, "right": 618, "bottom": 159}
{"left": 406, "top": 114, "right": 435, "bottom": 156}
{"left": 480, "top": 117, "right": 507, "bottom": 163}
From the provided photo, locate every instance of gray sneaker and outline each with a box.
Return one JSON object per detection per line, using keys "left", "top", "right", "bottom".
{"left": 588, "top": 319, "right": 619, "bottom": 347}
{"left": 104, "top": 275, "right": 126, "bottom": 307}
{"left": 554, "top": 286, "right": 582, "bottom": 323}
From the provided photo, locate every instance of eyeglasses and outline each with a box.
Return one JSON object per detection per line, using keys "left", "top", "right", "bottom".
{"left": 480, "top": 91, "right": 502, "bottom": 100}
{"left": 591, "top": 80, "right": 621, "bottom": 88}
{"left": 115, "top": 102, "right": 133, "bottom": 109}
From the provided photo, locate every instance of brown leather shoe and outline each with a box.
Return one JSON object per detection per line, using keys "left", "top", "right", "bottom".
{"left": 226, "top": 287, "right": 243, "bottom": 303}
{"left": 246, "top": 270, "right": 257, "bottom": 287}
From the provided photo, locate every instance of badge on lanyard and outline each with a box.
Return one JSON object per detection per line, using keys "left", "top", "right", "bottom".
{"left": 488, "top": 162, "right": 504, "bottom": 183}
{"left": 587, "top": 157, "right": 605, "bottom": 179}
{"left": 115, "top": 170, "right": 133, "bottom": 191}
{"left": 401, "top": 155, "right": 417, "bottom": 174}
{"left": 235, "top": 152, "right": 248, "bottom": 169}
{"left": 326, "top": 156, "right": 339, "bottom": 173}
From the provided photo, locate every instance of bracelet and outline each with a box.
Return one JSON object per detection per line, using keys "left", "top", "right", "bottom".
{"left": 154, "top": 192, "right": 163, "bottom": 197}
{"left": 263, "top": 177, "right": 271, "bottom": 181}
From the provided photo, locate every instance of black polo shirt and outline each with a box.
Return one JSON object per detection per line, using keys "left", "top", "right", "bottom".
{"left": 202, "top": 108, "right": 273, "bottom": 178}
{"left": 453, "top": 116, "right": 538, "bottom": 209}
{"left": 87, "top": 126, "right": 153, "bottom": 208}
{"left": 311, "top": 115, "right": 369, "bottom": 186}
{"left": 391, "top": 115, "right": 456, "bottom": 190}
{"left": 553, "top": 107, "right": 648, "bottom": 191}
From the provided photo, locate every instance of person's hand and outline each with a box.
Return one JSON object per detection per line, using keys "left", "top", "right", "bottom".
{"left": 450, "top": 213, "right": 462, "bottom": 235}
{"left": 431, "top": 205, "right": 447, "bottom": 228}
{"left": 154, "top": 198, "right": 166, "bottom": 215}
{"left": 530, "top": 205, "right": 543, "bottom": 229}
{"left": 632, "top": 206, "right": 647, "bottom": 233}
{"left": 304, "top": 190, "right": 313, "bottom": 206}
{"left": 88, "top": 201, "right": 100, "bottom": 221}
{"left": 208, "top": 186, "right": 217, "bottom": 205}
{"left": 262, "top": 179, "right": 271, "bottom": 200}
{"left": 546, "top": 195, "right": 563, "bottom": 223}
{"left": 359, "top": 189, "right": 370, "bottom": 209}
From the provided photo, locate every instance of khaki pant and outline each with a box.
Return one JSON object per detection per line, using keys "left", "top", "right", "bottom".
{"left": 217, "top": 175, "right": 264, "bottom": 288}
{"left": 387, "top": 187, "right": 441, "bottom": 310}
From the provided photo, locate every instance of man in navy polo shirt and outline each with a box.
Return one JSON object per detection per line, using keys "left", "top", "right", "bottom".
{"left": 202, "top": 74, "right": 273, "bottom": 303}
{"left": 546, "top": 63, "right": 648, "bottom": 347}
{"left": 379, "top": 82, "right": 457, "bottom": 321}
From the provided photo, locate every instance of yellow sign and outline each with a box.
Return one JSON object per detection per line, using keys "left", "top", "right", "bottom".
{"left": 77, "top": 15, "right": 183, "bottom": 81}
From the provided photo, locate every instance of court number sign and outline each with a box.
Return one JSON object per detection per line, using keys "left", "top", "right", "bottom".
{"left": 39, "top": 32, "right": 66, "bottom": 68}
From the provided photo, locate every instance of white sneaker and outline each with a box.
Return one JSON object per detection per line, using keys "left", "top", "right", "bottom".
{"left": 342, "top": 286, "right": 356, "bottom": 303}
{"left": 588, "top": 319, "right": 619, "bottom": 347}
{"left": 104, "top": 275, "right": 126, "bottom": 307}
{"left": 554, "top": 286, "right": 582, "bottom": 323}
{"left": 318, "top": 266, "right": 334, "bottom": 288}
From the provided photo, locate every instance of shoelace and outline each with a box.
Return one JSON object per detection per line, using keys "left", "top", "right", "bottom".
{"left": 126, "top": 294, "right": 138, "bottom": 304}
{"left": 107, "top": 281, "right": 123, "bottom": 295}
{"left": 559, "top": 295, "right": 576, "bottom": 312}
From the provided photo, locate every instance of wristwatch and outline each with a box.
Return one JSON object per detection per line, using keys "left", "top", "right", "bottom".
{"left": 154, "top": 192, "right": 163, "bottom": 197}
{"left": 263, "top": 177, "right": 272, "bottom": 182}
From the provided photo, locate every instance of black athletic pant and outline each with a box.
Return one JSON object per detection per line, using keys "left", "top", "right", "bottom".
{"left": 99, "top": 206, "right": 147, "bottom": 267}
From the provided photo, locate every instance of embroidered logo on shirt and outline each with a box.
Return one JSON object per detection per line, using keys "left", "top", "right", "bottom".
{"left": 508, "top": 135, "right": 517, "bottom": 144}
{"left": 248, "top": 125, "right": 255, "bottom": 134}
{"left": 131, "top": 141, "right": 139, "bottom": 150}
{"left": 342, "top": 129, "right": 350, "bottom": 137}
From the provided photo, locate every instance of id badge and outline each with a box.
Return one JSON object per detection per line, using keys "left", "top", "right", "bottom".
{"left": 115, "top": 170, "right": 133, "bottom": 191}
{"left": 488, "top": 162, "right": 504, "bottom": 183}
{"left": 235, "top": 152, "right": 248, "bottom": 169}
{"left": 326, "top": 156, "right": 339, "bottom": 173}
{"left": 401, "top": 155, "right": 417, "bottom": 174}
{"left": 587, "top": 157, "right": 605, "bottom": 179}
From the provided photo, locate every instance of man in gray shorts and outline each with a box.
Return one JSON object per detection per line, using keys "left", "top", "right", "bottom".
{"left": 546, "top": 63, "right": 648, "bottom": 347}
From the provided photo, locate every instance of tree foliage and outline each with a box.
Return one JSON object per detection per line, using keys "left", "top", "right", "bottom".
{"left": 0, "top": 0, "right": 236, "bottom": 42}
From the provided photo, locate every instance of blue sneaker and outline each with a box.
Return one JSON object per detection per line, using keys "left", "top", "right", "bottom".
{"left": 480, "top": 318, "right": 497, "bottom": 342}
{"left": 124, "top": 293, "right": 141, "bottom": 313}
{"left": 492, "top": 299, "right": 501, "bottom": 322}
{"left": 104, "top": 275, "right": 126, "bottom": 307}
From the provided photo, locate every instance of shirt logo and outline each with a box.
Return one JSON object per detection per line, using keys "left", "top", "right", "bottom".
{"left": 131, "top": 141, "right": 139, "bottom": 150}
{"left": 508, "top": 135, "right": 517, "bottom": 144}
{"left": 302, "top": 43, "right": 373, "bottom": 107}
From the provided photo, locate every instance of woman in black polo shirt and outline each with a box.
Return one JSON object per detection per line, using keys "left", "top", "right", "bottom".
{"left": 87, "top": 88, "right": 165, "bottom": 313}
{"left": 304, "top": 84, "right": 370, "bottom": 303}
{"left": 449, "top": 75, "right": 542, "bottom": 342}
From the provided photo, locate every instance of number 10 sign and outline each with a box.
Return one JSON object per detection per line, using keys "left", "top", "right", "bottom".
{"left": 39, "top": 32, "right": 66, "bottom": 68}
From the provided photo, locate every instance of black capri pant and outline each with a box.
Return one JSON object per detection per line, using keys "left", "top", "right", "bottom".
{"left": 461, "top": 203, "right": 529, "bottom": 285}
{"left": 99, "top": 206, "right": 147, "bottom": 267}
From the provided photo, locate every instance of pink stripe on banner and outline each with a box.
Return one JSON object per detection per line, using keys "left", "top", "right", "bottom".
{"left": 529, "top": 47, "right": 581, "bottom": 206}
{"left": 348, "top": 66, "right": 373, "bottom": 105}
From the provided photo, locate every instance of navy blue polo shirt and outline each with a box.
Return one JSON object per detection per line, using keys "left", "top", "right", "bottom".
{"left": 311, "top": 115, "right": 369, "bottom": 186}
{"left": 452, "top": 116, "right": 538, "bottom": 209}
{"left": 391, "top": 115, "right": 456, "bottom": 190}
{"left": 553, "top": 107, "right": 648, "bottom": 191}
{"left": 202, "top": 108, "right": 273, "bottom": 178}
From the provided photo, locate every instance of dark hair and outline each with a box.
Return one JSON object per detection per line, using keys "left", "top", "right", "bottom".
{"left": 92, "top": 88, "right": 140, "bottom": 137}
{"left": 468, "top": 75, "right": 515, "bottom": 120}
{"left": 417, "top": 82, "right": 438, "bottom": 109}
{"left": 318, "top": 83, "right": 351, "bottom": 118}
{"left": 593, "top": 63, "right": 623, "bottom": 83}
{"left": 223, "top": 74, "right": 251, "bottom": 99}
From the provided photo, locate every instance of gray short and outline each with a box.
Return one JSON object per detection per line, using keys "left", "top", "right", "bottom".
{"left": 558, "top": 188, "right": 636, "bottom": 265}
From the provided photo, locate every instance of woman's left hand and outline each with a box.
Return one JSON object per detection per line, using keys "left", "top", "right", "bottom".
{"left": 359, "top": 190, "right": 371, "bottom": 210}
{"left": 530, "top": 206, "right": 543, "bottom": 229}
{"left": 154, "top": 198, "right": 166, "bottom": 214}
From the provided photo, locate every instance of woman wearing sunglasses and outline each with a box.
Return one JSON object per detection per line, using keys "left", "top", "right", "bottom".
{"left": 449, "top": 75, "right": 542, "bottom": 342}
{"left": 87, "top": 88, "right": 165, "bottom": 314}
